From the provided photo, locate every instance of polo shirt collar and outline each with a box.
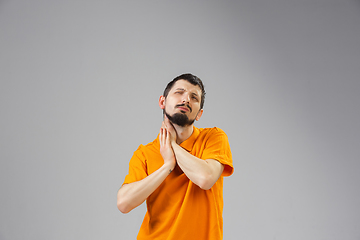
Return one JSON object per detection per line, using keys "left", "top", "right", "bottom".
{"left": 179, "top": 126, "right": 200, "bottom": 152}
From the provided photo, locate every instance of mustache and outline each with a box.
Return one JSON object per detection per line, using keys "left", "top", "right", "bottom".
{"left": 175, "top": 104, "right": 192, "bottom": 113}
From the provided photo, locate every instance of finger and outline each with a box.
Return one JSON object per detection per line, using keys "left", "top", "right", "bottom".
{"left": 165, "top": 117, "right": 173, "bottom": 128}
{"left": 165, "top": 129, "right": 171, "bottom": 145}
{"left": 163, "top": 128, "right": 167, "bottom": 145}
{"left": 164, "top": 118, "right": 172, "bottom": 130}
{"left": 159, "top": 127, "right": 163, "bottom": 146}
{"left": 160, "top": 127, "right": 166, "bottom": 146}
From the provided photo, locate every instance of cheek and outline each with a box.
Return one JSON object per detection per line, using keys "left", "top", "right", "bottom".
{"left": 192, "top": 109, "right": 200, "bottom": 118}
{"left": 164, "top": 102, "right": 173, "bottom": 112}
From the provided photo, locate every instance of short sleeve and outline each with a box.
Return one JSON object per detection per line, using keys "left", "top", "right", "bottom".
{"left": 201, "top": 128, "right": 234, "bottom": 177}
{"left": 123, "top": 145, "right": 148, "bottom": 185}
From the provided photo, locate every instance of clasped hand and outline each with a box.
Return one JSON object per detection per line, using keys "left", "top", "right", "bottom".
{"left": 159, "top": 116, "right": 177, "bottom": 169}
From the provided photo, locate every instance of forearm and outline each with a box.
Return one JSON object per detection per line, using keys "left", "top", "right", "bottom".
{"left": 117, "top": 163, "right": 173, "bottom": 213}
{"left": 171, "top": 143, "right": 224, "bottom": 190}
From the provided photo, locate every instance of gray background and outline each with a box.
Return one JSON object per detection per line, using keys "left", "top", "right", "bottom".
{"left": 1, "top": 0, "right": 360, "bottom": 239}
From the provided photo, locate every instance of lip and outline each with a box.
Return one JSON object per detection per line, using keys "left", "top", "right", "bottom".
{"left": 177, "top": 106, "right": 189, "bottom": 112}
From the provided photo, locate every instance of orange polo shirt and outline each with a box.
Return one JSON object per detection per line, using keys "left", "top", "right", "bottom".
{"left": 123, "top": 126, "right": 233, "bottom": 240}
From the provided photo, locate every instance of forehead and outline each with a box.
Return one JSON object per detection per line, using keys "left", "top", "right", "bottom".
{"left": 171, "top": 80, "right": 202, "bottom": 95}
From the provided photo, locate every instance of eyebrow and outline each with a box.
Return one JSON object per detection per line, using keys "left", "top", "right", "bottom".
{"left": 191, "top": 92, "right": 199, "bottom": 97}
{"left": 175, "top": 88, "right": 185, "bottom": 91}
{"left": 175, "top": 88, "right": 199, "bottom": 97}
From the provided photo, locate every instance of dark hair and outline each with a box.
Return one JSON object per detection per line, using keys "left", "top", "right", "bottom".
{"left": 163, "top": 73, "right": 206, "bottom": 109}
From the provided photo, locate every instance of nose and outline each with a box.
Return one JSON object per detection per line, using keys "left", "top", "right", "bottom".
{"left": 182, "top": 93, "right": 190, "bottom": 103}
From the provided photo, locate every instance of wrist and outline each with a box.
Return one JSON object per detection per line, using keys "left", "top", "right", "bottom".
{"left": 170, "top": 140, "right": 178, "bottom": 148}
{"left": 163, "top": 161, "right": 175, "bottom": 172}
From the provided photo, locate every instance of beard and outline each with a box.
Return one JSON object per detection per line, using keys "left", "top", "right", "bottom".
{"left": 164, "top": 109, "right": 195, "bottom": 127}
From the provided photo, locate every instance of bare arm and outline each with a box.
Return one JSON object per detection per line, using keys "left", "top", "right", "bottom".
{"left": 163, "top": 117, "right": 224, "bottom": 190}
{"left": 117, "top": 162, "right": 173, "bottom": 213}
{"left": 171, "top": 143, "right": 224, "bottom": 190}
{"left": 117, "top": 126, "right": 176, "bottom": 213}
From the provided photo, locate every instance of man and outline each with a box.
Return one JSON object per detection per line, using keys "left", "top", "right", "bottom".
{"left": 117, "top": 73, "right": 234, "bottom": 240}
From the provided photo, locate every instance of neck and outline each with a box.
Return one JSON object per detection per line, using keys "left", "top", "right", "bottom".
{"left": 173, "top": 124, "right": 194, "bottom": 145}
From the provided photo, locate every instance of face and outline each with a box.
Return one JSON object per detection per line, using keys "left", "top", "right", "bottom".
{"left": 159, "top": 80, "right": 203, "bottom": 127}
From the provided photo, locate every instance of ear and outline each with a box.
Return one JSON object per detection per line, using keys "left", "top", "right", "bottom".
{"left": 159, "top": 95, "right": 166, "bottom": 109}
{"left": 195, "top": 109, "right": 203, "bottom": 121}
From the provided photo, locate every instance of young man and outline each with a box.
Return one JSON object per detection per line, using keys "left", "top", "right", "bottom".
{"left": 117, "top": 73, "right": 234, "bottom": 240}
